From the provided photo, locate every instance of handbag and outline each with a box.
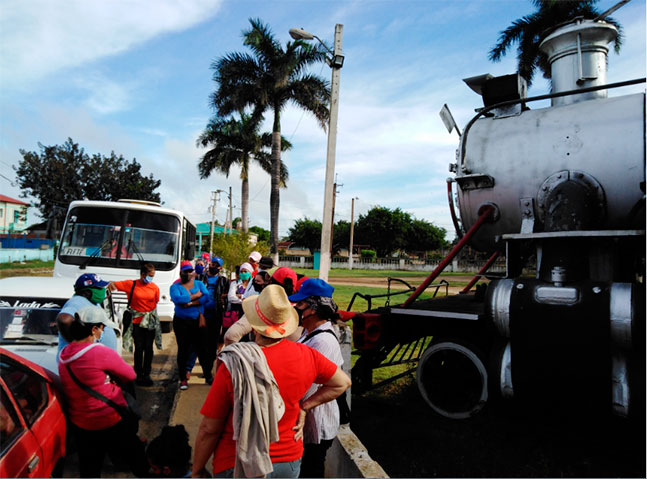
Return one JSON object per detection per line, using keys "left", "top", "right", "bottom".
{"left": 222, "top": 309, "right": 240, "bottom": 328}
{"left": 65, "top": 363, "right": 141, "bottom": 427}
{"left": 121, "top": 280, "right": 137, "bottom": 331}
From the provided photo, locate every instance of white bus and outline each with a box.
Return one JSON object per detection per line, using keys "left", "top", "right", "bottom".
{"left": 53, "top": 199, "right": 196, "bottom": 329}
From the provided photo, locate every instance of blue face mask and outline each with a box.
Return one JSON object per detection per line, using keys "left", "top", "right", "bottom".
{"left": 144, "top": 276, "right": 154, "bottom": 284}
{"left": 94, "top": 328, "right": 104, "bottom": 343}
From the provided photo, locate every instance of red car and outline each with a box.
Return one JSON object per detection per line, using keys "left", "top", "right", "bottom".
{"left": 0, "top": 348, "right": 66, "bottom": 478}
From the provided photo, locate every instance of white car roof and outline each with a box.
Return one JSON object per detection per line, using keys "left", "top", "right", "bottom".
{"left": 0, "top": 276, "right": 74, "bottom": 299}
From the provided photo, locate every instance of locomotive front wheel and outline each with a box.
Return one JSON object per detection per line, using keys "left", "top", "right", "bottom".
{"left": 416, "top": 340, "right": 488, "bottom": 419}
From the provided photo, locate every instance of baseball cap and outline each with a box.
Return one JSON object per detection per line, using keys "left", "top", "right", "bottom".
{"left": 75, "top": 305, "right": 119, "bottom": 330}
{"left": 259, "top": 256, "right": 274, "bottom": 270}
{"left": 74, "top": 273, "right": 109, "bottom": 290}
{"left": 180, "top": 260, "right": 194, "bottom": 272}
{"left": 210, "top": 256, "right": 224, "bottom": 267}
{"left": 248, "top": 251, "right": 262, "bottom": 263}
{"left": 288, "top": 278, "right": 334, "bottom": 302}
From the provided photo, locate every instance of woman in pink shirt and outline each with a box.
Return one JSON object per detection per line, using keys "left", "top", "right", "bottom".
{"left": 58, "top": 306, "right": 149, "bottom": 477}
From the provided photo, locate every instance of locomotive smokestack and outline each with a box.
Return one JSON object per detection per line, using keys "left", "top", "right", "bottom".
{"left": 540, "top": 19, "right": 618, "bottom": 107}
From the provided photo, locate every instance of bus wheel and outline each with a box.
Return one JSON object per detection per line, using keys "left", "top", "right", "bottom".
{"left": 416, "top": 339, "right": 488, "bottom": 420}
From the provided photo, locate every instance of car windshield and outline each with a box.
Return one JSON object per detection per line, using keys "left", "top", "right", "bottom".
{"left": 58, "top": 206, "right": 181, "bottom": 271}
{"left": 0, "top": 297, "right": 63, "bottom": 344}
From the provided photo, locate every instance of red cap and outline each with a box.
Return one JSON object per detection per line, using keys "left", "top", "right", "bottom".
{"left": 271, "top": 267, "right": 297, "bottom": 287}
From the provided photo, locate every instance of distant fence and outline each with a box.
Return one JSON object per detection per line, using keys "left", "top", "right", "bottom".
{"left": 0, "top": 238, "right": 55, "bottom": 249}
{"left": 0, "top": 248, "right": 55, "bottom": 264}
{"left": 279, "top": 255, "right": 506, "bottom": 274}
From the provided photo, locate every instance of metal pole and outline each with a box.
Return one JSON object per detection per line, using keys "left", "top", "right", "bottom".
{"left": 209, "top": 191, "right": 218, "bottom": 256}
{"left": 403, "top": 205, "right": 495, "bottom": 307}
{"left": 228, "top": 186, "right": 233, "bottom": 235}
{"left": 319, "top": 24, "right": 343, "bottom": 283}
{"left": 460, "top": 251, "right": 500, "bottom": 294}
{"left": 348, "top": 197, "right": 356, "bottom": 270}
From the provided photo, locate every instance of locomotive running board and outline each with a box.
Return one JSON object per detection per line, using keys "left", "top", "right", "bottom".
{"left": 390, "top": 308, "right": 479, "bottom": 321}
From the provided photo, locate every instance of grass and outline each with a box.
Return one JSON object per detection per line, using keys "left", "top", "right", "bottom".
{"left": 0, "top": 259, "right": 55, "bottom": 270}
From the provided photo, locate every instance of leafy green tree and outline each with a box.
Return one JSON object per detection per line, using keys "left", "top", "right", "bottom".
{"left": 489, "top": 0, "right": 622, "bottom": 86}
{"left": 286, "top": 217, "right": 322, "bottom": 254}
{"left": 354, "top": 206, "right": 446, "bottom": 257}
{"left": 15, "top": 138, "right": 160, "bottom": 238}
{"left": 211, "top": 232, "right": 269, "bottom": 273}
{"left": 355, "top": 207, "right": 412, "bottom": 257}
{"left": 332, "top": 220, "right": 351, "bottom": 255}
{"left": 210, "top": 18, "right": 330, "bottom": 256}
{"left": 407, "top": 218, "right": 447, "bottom": 253}
{"left": 197, "top": 113, "right": 291, "bottom": 233}
{"left": 249, "top": 225, "right": 270, "bottom": 243}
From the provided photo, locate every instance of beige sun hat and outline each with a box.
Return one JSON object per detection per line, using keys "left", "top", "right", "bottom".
{"left": 242, "top": 284, "right": 298, "bottom": 339}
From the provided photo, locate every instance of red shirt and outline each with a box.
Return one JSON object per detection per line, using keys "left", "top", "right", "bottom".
{"left": 114, "top": 279, "right": 160, "bottom": 324}
{"left": 200, "top": 340, "right": 337, "bottom": 473}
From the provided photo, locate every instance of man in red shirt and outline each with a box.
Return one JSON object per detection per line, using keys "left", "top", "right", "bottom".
{"left": 192, "top": 285, "right": 351, "bottom": 478}
{"left": 109, "top": 263, "right": 161, "bottom": 386}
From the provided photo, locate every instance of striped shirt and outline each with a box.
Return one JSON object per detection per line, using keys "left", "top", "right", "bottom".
{"left": 298, "top": 322, "right": 344, "bottom": 444}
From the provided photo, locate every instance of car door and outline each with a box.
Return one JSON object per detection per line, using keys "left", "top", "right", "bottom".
{"left": 0, "top": 354, "right": 53, "bottom": 478}
{"left": 0, "top": 382, "right": 44, "bottom": 478}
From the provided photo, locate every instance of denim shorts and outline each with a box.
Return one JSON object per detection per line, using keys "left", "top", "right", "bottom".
{"left": 214, "top": 459, "right": 301, "bottom": 478}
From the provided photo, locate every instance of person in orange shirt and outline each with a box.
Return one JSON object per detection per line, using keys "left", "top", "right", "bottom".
{"left": 109, "top": 263, "right": 161, "bottom": 386}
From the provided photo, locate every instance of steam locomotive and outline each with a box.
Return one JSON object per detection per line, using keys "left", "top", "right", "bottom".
{"left": 350, "top": 19, "right": 645, "bottom": 419}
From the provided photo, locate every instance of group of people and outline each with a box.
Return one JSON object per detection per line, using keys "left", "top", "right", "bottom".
{"left": 53, "top": 250, "right": 351, "bottom": 478}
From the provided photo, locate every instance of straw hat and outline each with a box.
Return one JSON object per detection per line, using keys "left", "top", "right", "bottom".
{"left": 242, "top": 284, "right": 298, "bottom": 339}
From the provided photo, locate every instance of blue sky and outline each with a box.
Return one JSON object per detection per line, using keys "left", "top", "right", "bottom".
{"left": 1, "top": 0, "right": 645, "bottom": 240}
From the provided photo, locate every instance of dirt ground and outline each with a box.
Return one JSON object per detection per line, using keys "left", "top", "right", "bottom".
{"left": 351, "top": 378, "right": 645, "bottom": 478}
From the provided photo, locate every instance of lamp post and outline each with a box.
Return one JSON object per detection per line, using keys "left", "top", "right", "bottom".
{"left": 289, "top": 24, "right": 344, "bottom": 283}
{"left": 348, "top": 197, "right": 359, "bottom": 270}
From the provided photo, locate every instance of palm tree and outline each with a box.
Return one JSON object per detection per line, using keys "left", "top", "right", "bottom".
{"left": 489, "top": 0, "right": 622, "bottom": 86}
{"left": 210, "top": 18, "right": 330, "bottom": 258}
{"left": 197, "top": 113, "right": 291, "bottom": 233}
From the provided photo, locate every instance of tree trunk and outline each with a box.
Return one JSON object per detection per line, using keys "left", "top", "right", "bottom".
{"left": 241, "top": 176, "right": 249, "bottom": 233}
{"left": 269, "top": 111, "right": 281, "bottom": 262}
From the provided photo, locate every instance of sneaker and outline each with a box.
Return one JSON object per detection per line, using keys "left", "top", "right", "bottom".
{"left": 205, "top": 376, "right": 213, "bottom": 386}
{"left": 180, "top": 380, "right": 188, "bottom": 390}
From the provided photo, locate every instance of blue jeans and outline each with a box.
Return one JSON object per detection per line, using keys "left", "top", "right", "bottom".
{"left": 214, "top": 459, "right": 301, "bottom": 478}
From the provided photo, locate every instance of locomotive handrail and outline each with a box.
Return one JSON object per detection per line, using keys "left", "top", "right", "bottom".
{"left": 458, "top": 77, "right": 646, "bottom": 172}
{"left": 447, "top": 178, "right": 464, "bottom": 239}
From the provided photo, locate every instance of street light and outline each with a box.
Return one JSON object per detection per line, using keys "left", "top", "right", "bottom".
{"left": 348, "top": 197, "right": 359, "bottom": 270}
{"left": 289, "top": 24, "right": 344, "bottom": 282}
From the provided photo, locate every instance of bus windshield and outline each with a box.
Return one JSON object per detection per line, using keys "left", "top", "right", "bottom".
{"left": 58, "top": 206, "right": 181, "bottom": 271}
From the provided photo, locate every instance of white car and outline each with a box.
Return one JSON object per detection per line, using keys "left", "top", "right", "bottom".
{"left": 0, "top": 276, "right": 122, "bottom": 375}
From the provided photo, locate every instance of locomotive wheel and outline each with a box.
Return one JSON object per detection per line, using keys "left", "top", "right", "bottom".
{"left": 416, "top": 339, "right": 488, "bottom": 420}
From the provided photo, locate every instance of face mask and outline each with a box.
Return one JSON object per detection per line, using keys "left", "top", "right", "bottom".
{"left": 89, "top": 288, "right": 106, "bottom": 305}
{"left": 209, "top": 267, "right": 220, "bottom": 275}
{"left": 144, "top": 276, "right": 154, "bottom": 284}
{"left": 195, "top": 264, "right": 204, "bottom": 275}
{"left": 239, "top": 272, "right": 251, "bottom": 281}
{"left": 180, "top": 272, "right": 191, "bottom": 283}
{"left": 94, "top": 327, "right": 104, "bottom": 343}
{"left": 253, "top": 281, "right": 265, "bottom": 293}
{"left": 295, "top": 306, "right": 306, "bottom": 325}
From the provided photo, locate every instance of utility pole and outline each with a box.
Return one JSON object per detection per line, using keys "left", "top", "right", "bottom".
{"left": 318, "top": 24, "right": 343, "bottom": 283}
{"left": 228, "top": 186, "right": 233, "bottom": 235}
{"left": 209, "top": 190, "right": 223, "bottom": 256}
{"left": 329, "top": 177, "right": 343, "bottom": 256}
{"left": 348, "top": 197, "right": 358, "bottom": 270}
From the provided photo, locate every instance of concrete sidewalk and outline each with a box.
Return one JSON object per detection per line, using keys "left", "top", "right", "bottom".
{"left": 168, "top": 364, "right": 388, "bottom": 478}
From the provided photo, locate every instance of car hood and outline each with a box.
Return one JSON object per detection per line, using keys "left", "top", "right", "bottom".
{"left": 2, "top": 343, "right": 59, "bottom": 376}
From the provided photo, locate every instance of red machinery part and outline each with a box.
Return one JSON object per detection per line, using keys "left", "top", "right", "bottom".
{"left": 352, "top": 313, "right": 384, "bottom": 350}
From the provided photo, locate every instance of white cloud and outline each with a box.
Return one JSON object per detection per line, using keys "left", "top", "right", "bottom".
{"left": 0, "top": 0, "right": 223, "bottom": 89}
